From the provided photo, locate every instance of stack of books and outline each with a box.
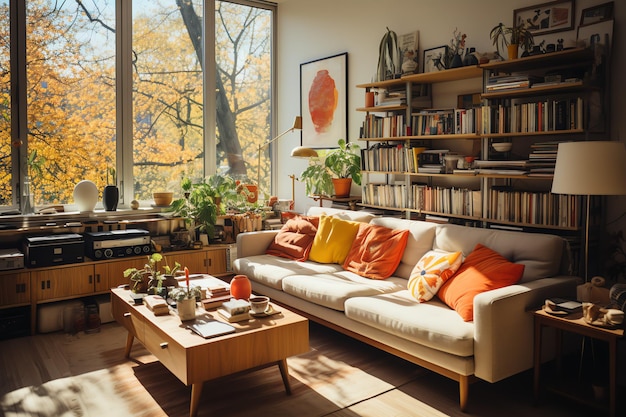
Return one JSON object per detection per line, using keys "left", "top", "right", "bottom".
{"left": 202, "top": 285, "right": 232, "bottom": 310}
{"left": 527, "top": 141, "right": 560, "bottom": 177}
{"left": 143, "top": 295, "right": 169, "bottom": 316}
{"left": 485, "top": 75, "right": 540, "bottom": 91}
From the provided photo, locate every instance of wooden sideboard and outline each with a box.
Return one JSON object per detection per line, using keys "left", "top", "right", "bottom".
{"left": 0, "top": 245, "right": 233, "bottom": 335}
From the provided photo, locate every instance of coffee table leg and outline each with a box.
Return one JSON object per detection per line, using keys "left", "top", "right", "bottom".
{"left": 124, "top": 332, "right": 134, "bottom": 358}
{"left": 190, "top": 383, "right": 203, "bottom": 417}
{"left": 278, "top": 359, "right": 292, "bottom": 395}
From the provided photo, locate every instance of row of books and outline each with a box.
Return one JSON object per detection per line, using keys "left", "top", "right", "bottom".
{"left": 361, "top": 184, "right": 583, "bottom": 228}
{"left": 359, "top": 107, "right": 480, "bottom": 139}
{"left": 487, "top": 188, "right": 582, "bottom": 228}
{"left": 361, "top": 183, "right": 481, "bottom": 217}
{"left": 361, "top": 145, "right": 449, "bottom": 174}
{"left": 480, "top": 97, "right": 584, "bottom": 134}
{"left": 411, "top": 108, "right": 479, "bottom": 136}
{"left": 361, "top": 114, "right": 408, "bottom": 138}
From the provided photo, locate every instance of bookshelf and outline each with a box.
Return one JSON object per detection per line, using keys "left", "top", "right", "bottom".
{"left": 356, "top": 47, "right": 607, "bottom": 273}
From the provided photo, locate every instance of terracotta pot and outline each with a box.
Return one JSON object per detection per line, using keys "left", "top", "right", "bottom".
{"left": 332, "top": 178, "right": 352, "bottom": 198}
{"left": 507, "top": 44, "right": 519, "bottom": 60}
{"left": 230, "top": 274, "right": 252, "bottom": 300}
{"left": 244, "top": 184, "right": 258, "bottom": 203}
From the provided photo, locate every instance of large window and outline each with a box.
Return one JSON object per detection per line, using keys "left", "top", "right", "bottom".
{"left": 0, "top": 0, "right": 274, "bottom": 211}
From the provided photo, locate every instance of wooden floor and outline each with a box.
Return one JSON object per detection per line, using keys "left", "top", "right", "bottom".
{"left": 0, "top": 320, "right": 619, "bottom": 417}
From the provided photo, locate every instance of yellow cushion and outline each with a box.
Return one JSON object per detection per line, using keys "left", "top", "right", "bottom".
{"left": 407, "top": 250, "right": 463, "bottom": 302}
{"left": 308, "top": 215, "right": 360, "bottom": 264}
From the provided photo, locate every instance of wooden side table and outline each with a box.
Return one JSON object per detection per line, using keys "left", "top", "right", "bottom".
{"left": 533, "top": 308, "right": 624, "bottom": 417}
{"left": 309, "top": 195, "right": 361, "bottom": 210}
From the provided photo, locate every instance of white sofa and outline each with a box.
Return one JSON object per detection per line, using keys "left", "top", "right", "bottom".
{"left": 233, "top": 207, "right": 580, "bottom": 410}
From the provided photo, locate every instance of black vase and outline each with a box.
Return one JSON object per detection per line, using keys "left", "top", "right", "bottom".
{"left": 103, "top": 185, "right": 119, "bottom": 211}
{"left": 450, "top": 53, "right": 463, "bottom": 69}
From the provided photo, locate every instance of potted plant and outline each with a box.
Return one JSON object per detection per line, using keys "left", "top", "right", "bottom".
{"left": 490, "top": 22, "right": 534, "bottom": 60}
{"left": 299, "top": 139, "right": 362, "bottom": 198}
{"left": 123, "top": 253, "right": 180, "bottom": 297}
{"left": 168, "top": 267, "right": 202, "bottom": 320}
{"left": 169, "top": 177, "right": 219, "bottom": 241}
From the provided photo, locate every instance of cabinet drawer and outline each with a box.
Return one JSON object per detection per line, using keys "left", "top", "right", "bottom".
{"left": 143, "top": 323, "right": 188, "bottom": 384}
{"left": 110, "top": 294, "right": 144, "bottom": 340}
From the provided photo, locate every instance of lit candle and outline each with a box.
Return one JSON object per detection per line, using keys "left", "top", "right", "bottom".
{"left": 184, "top": 266, "right": 190, "bottom": 289}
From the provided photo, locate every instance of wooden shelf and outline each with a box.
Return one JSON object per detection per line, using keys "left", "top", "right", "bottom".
{"left": 356, "top": 65, "right": 482, "bottom": 89}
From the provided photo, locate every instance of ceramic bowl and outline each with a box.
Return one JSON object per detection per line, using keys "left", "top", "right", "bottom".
{"left": 492, "top": 142, "right": 512, "bottom": 152}
{"left": 153, "top": 192, "right": 174, "bottom": 206}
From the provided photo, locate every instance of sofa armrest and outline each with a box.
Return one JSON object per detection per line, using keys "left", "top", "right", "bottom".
{"left": 236, "top": 230, "right": 279, "bottom": 258}
{"left": 473, "top": 275, "right": 580, "bottom": 382}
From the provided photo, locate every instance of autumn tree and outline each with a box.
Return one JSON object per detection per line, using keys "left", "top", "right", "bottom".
{"left": 0, "top": 0, "right": 271, "bottom": 206}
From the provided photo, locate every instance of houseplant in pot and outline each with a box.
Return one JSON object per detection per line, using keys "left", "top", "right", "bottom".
{"left": 324, "top": 138, "right": 362, "bottom": 197}
{"left": 168, "top": 267, "right": 202, "bottom": 321}
{"left": 299, "top": 139, "right": 361, "bottom": 198}
{"left": 490, "top": 22, "right": 534, "bottom": 60}
{"left": 169, "top": 177, "right": 219, "bottom": 242}
{"left": 123, "top": 253, "right": 180, "bottom": 298}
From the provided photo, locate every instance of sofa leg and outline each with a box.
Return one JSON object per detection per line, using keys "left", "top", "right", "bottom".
{"left": 459, "top": 375, "right": 469, "bottom": 411}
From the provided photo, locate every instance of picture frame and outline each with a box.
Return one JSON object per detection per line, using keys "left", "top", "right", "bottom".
{"left": 579, "top": 1, "right": 614, "bottom": 27}
{"left": 577, "top": 19, "right": 614, "bottom": 49}
{"left": 399, "top": 31, "right": 419, "bottom": 76}
{"left": 300, "top": 52, "right": 348, "bottom": 148}
{"left": 514, "top": 0, "right": 574, "bottom": 36}
{"left": 423, "top": 46, "right": 447, "bottom": 73}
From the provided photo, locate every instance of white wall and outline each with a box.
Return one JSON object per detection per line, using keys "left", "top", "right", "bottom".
{"left": 274, "top": 0, "right": 625, "bottom": 229}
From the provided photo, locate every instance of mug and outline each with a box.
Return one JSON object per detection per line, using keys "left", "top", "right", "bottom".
{"left": 249, "top": 296, "right": 270, "bottom": 314}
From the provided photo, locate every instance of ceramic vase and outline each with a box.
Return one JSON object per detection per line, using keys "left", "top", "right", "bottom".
{"left": 102, "top": 185, "right": 119, "bottom": 211}
{"left": 177, "top": 298, "right": 196, "bottom": 321}
{"left": 450, "top": 53, "right": 463, "bottom": 68}
{"left": 230, "top": 274, "right": 252, "bottom": 300}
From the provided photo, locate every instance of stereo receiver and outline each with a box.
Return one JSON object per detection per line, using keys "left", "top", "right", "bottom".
{"left": 84, "top": 229, "right": 152, "bottom": 260}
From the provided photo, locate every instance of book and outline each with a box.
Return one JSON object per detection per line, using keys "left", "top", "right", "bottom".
{"left": 187, "top": 319, "right": 236, "bottom": 338}
{"left": 201, "top": 294, "right": 233, "bottom": 310}
{"left": 143, "top": 295, "right": 169, "bottom": 316}
{"left": 217, "top": 308, "right": 251, "bottom": 323}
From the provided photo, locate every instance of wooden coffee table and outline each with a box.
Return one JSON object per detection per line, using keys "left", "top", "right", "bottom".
{"left": 111, "top": 288, "right": 309, "bottom": 417}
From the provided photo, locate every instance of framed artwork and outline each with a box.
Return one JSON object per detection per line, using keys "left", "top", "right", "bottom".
{"left": 399, "top": 31, "right": 419, "bottom": 76}
{"left": 577, "top": 19, "right": 614, "bottom": 49}
{"left": 300, "top": 52, "right": 348, "bottom": 148}
{"left": 423, "top": 46, "right": 447, "bottom": 73}
{"left": 579, "top": 1, "right": 614, "bottom": 27}
{"left": 514, "top": 0, "right": 575, "bottom": 36}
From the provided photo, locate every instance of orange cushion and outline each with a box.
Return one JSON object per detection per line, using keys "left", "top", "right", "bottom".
{"left": 309, "top": 216, "right": 361, "bottom": 264}
{"left": 437, "top": 244, "right": 525, "bottom": 321}
{"left": 342, "top": 223, "right": 409, "bottom": 279}
{"left": 265, "top": 216, "right": 319, "bottom": 261}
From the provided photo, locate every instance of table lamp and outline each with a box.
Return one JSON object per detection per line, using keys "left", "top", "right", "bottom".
{"left": 551, "top": 141, "right": 626, "bottom": 281}
{"left": 289, "top": 147, "right": 319, "bottom": 206}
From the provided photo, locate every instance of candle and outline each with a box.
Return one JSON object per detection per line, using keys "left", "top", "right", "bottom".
{"left": 185, "top": 266, "right": 190, "bottom": 289}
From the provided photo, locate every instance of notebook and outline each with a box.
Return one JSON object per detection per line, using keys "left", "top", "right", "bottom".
{"left": 187, "top": 318, "right": 236, "bottom": 338}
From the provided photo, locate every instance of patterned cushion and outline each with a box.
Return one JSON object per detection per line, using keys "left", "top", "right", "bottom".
{"left": 407, "top": 250, "right": 462, "bottom": 302}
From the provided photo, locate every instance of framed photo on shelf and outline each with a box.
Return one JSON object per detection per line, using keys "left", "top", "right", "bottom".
{"left": 399, "top": 30, "right": 419, "bottom": 76}
{"left": 423, "top": 46, "right": 447, "bottom": 73}
{"left": 577, "top": 19, "right": 614, "bottom": 49}
{"left": 579, "top": 1, "right": 614, "bottom": 27}
{"left": 514, "top": 0, "right": 575, "bottom": 36}
{"left": 300, "top": 52, "right": 348, "bottom": 148}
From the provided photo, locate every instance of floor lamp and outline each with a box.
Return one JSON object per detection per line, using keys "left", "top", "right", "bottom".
{"left": 551, "top": 141, "right": 626, "bottom": 281}
{"left": 257, "top": 116, "right": 302, "bottom": 198}
{"left": 289, "top": 146, "right": 319, "bottom": 207}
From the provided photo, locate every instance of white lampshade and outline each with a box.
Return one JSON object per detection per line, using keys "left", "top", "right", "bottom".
{"left": 551, "top": 141, "right": 626, "bottom": 196}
